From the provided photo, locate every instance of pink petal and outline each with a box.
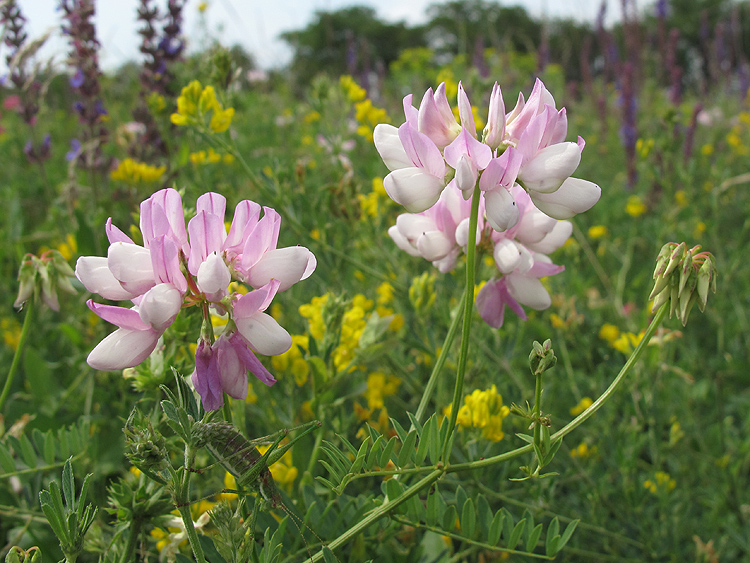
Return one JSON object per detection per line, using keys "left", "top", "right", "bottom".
{"left": 398, "top": 123, "right": 446, "bottom": 178}
{"left": 234, "top": 279, "right": 281, "bottom": 317}
{"left": 196, "top": 192, "right": 226, "bottom": 218}
{"left": 225, "top": 200, "right": 261, "bottom": 253}
{"left": 149, "top": 236, "right": 188, "bottom": 293}
{"left": 187, "top": 211, "right": 226, "bottom": 275}
{"left": 105, "top": 218, "right": 134, "bottom": 244}
{"left": 484, "top": 188, "right": 519, "bottom": 232}
{"left": 87, "top": 300, "right": 150, "bottom": 330}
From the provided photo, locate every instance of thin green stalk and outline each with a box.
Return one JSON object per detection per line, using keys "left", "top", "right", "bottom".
{"left": 413, "top": 288, "right": 466, "bottom": 425}
{"left": 532, "top": 372, "right": 543, "bottom": 450}
{"left": 119, "top": 516, "right": 143, "bottom": 563}
{"left": 441, "top": 184, "right": 481, "bottom": 464}
{"left": 305, "top": 468, "right": 445, "bottom": 562}
{"left": 0, "top": 300, "right": 35, "bottom": 413}
{"left": 448, "top": 303, "right": 668, "bottom": 474}
{"left": 175, "top": 445, "right": 208, "bottom": 563}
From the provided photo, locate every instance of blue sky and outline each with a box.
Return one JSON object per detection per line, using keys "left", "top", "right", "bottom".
{"left": 14, "top": 0, "right": 616, "bottom": 71}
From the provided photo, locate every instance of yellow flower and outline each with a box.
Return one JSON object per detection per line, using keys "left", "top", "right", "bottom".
{"left": 363, "top": 372, "right": 401, "bottom": 410}
{"left": 700, "top": 144, "right": 714, "bottom": 156}
{"left": 611, "top": 331, "right": 644, "bottom": 355}
{"left": 675, "top": 190, "right": 687, "bottom": 207}
{"left": 110, "top": 158, "right": 166, "bottom": 184}
{"left": 570, "top": 397, "right": 593, "bottom": 416}
{"left": 644, "top": 471, "right": 676, "bottom": 494}
{"left": 588, "top": 225, "right": 608, "bottom": 239}
{"left": 340, "top": 75, "right": 366, "bottom": 102}
{"left": 303, "top": 110, "right": 321, "bottom": 123}
{"left": 257, "top": 444, "right": 298, "bottom": 491}
{"left": 210, "top": 107, "right": 234, "bottom": 133}
{"left": 598, "top": 323, "right": 620, "bottom": 344}
{"left": 57, "top": 234, "right": 77, "bottom": 261}
{"left": 449, "top": 385, "right": 510, "bottom": 442}
{"left": 625, "top": 195, "right": 646, "bottom": 217}
{"left": 570, "top": 442, "right": 597, "bottom": 459}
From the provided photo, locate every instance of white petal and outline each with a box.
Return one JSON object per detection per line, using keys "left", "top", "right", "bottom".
{"left": 384, "top": 168, "right": 444, "bottom": 213}
{"left": 107, "top": 242, "right": 155, "bottom": 295}
{"left": 374, "top": 124, "right": 412, "bottom": 171}
{"left": 506, "top": 275, "right": 551, "bottom": 310}
{"left": 530, "top": 178, "right": 601, "bottom": 220}
{"left": 197, "top": 252, "right": 231, "bottom": 294}
{"left": 87, "top": 328, "right": 159, "bottom": 370}
{"left": 526, "top": 221, "right": 573, "bottom": 254}
{"left": 388, "top": 225, "right": 421, "bottom": 256}
{"left": 519, "top": 142, "right": 581, "bottom": 194}
{"left": 493, "top": 239, "right": 522, "bottom": 274}
{"left": 484, "top": 188, "right": 519, "bottom": 232}
{"left": 75, "top": 256, "right": 138, "bottom": 301}
{"left": 246, "top": 247, "right": 314, "bottom": 291}
{"left": 235, "top": 312, "right": 292, "bottom": 356}
{"left": 138, "top": 284, "right": 182, "bottom": 331}
{"left": 416, "top": 231, "right": 453, "bottom": 261}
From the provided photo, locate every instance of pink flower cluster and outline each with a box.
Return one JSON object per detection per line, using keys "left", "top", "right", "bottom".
{"left": 375, "top": 79, "right": 599, "bottom": 326}
{"left": 75, "top": 189, "right": 315, "bottom": 410}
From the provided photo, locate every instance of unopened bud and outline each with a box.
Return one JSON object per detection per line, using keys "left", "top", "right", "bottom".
{"left": 529, "top": 339, "right": 557, "bottom": 376}
{"left": 650, "top": 242, "right": 716, "bottom": 326}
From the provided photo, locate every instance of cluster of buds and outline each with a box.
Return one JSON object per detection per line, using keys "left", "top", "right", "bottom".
{"left": 75, "top": 188, "right": 315, "bottom": 411}
{"left": 170, "top": 80, "right": 234, "bottom": 133}
{"left": 650, "top": 242, "right": 717, "bottom": 326}
{"left": 374, "top": 79, "right": 600, "bottom": 327}
{"left": 14, "top": 250, "right": 76, "bottom": 312}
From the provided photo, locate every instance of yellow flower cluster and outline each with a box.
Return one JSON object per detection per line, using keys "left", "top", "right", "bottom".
{"left": 271, "top": 335, "right": 310, "bottom": 386}
{"left": 644, "top": 471, "right": 676, "bottom": 494}
{"left": 446, "top": 385, "right": 510, "bottom": 442}
{"left": 257, "top": 445, "right": 299, "bottom": 492}
{"left": 625, "top": 195, "right": 647, "bottom": 217}
{"left": 375, "top": 281, "right": 404, "bottom": 331}
{"left": 170, "top": 80, "right": 235, "bottom": 133}
{"left": 599, "top": 323, "right": 644, "bottom": 355}
{"left": 570, "top": 442, "right": 597, "bottom": 459}
{"left": 340, "top": 75, "right": 366, "bottom": 102}
{"left": 189, "top": 147, "right": 235, "bottom": 165}
{"left": 354, "top": 99, "right": 389, "bottom": 141}
{"left": 358, "top": 177, "right": 389, "bottom": 219}
{"left": 588, "top": 225, "right": 608, "bottom": 239}
{"left": 569, "top": 397, "right": 593, "bottom": 416}
{"left": 110, "top": 158, "right": 166, "bottom": 184}
{"left": 363, "top": 371, "right": 401, "bottom": 410}
{"left": 1, "top": 318, "right": 21, "bottom": 350}
{"left": 298, "top": 293, "right": 372, "bottom": 371}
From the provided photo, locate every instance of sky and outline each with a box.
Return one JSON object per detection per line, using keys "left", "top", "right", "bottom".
{"left": 13, "top": 0, "right": 619, "bottom": 72}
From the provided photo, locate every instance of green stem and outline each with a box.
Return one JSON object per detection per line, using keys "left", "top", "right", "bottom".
{"left": 0, "top": 299, "right": 35, "bottom": 413}
{"left": 176, "top": 445, "right": 208, "bottom": 563}
{"left": 441, "top": 184, "right": 481, "bottom": 464}
{"left": 447, "top": 303, "right": 668, "bottom": 474}
{"left": 306, "top": 468, "right": 445, "bottom": 562}
{"left": 119, "top": 516, "right": 143, "bottom": 563}
{"left": 413, "top": 288, "right": 466, "bottom": 425}
{"left": 532, "top": 372, "right": 543, "bottom": 458}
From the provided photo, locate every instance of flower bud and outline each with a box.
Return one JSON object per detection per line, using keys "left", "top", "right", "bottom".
{"left": 650, "top": 242, "right": 716, "bottom": 326}
{"left": 529, "top": 339, "right": 557, "bottom": 376}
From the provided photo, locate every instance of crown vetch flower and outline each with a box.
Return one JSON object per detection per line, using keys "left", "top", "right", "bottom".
{"left": 374, "top": 78, "right": 601, "bottom": 228}
{"left": 75, "top": 188, "right": 315, "bottom": 410}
